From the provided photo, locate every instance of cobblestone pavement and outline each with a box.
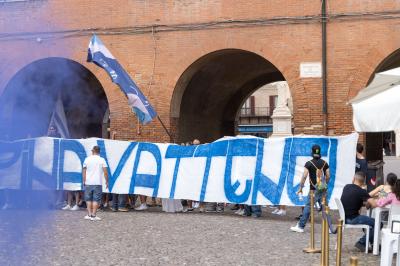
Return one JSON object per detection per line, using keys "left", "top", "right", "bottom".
{"left": 1, "top": 206, "right": 380, "bottom": 266}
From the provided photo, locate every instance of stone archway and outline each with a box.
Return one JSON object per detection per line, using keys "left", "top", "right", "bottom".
{"left": 0, "top": 57, "right": 109, "bottom": 140}
{"left": 171, "top": 49, "right": 286, "bottom": 143}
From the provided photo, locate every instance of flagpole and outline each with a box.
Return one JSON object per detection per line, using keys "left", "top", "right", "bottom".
{"left": 157, "top": 115, "right": 174, "bottom": 143}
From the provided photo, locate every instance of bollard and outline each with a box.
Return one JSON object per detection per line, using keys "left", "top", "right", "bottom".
{"left": 324, "top": 205, "right": 330, "bottom": 266}
{"left": 349, "top": 256, "right": 358, "bottom": 266}
{"left": 303, "top": 190, "right": 321, "bottom": 253}
{"left": 336, "top": 219, "right": 343, "bottom": 266}
{"left": 320, "top": 196, "right": 326, "bottom": 265}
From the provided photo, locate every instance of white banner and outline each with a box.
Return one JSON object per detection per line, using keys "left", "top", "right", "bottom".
{"left": 0, "top": 134, "right": 358, "bottom": 207}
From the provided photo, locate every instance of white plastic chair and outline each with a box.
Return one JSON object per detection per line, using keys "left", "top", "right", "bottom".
{"left": 335, "top": 198, "right": 370, "bottom": 253}
{"left": 380, "top": 204, "right": 400, "bottom": 266}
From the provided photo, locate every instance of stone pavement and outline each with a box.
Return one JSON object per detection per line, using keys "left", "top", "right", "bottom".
{"left": 0, "top": 206, "right": 381, "bottom": 266}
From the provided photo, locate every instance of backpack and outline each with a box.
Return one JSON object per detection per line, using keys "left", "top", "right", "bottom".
{"left": 309, "top": 160, "right": 327, "bottom": 192}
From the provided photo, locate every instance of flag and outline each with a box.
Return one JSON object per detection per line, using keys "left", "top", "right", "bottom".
{"left": 47, "top": 92, "right": 70, "bottom": 138}
{"left": 87, "top": 35, "right": 157, "bottom": 125}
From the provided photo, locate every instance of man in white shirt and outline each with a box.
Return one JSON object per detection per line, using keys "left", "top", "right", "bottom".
{"left": 83, "top": 146, "right": 109, "bottom": 221}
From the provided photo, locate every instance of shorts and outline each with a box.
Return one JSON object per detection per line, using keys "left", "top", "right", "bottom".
{"left": 84, "top": 185, "right": 102, "bottom": 203}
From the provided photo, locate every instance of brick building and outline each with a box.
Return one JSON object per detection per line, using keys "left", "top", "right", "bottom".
{"left": 0, "top": 1, "right": 400, "bottom": 149}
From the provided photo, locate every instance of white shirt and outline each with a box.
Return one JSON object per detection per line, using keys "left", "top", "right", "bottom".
{"left": 83, "top": 155, "right": 108, "bottom": 185}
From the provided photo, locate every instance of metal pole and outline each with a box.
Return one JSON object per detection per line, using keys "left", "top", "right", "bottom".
{"left": 349, "top": 256, "right": 358, "bottom": 266}
{"left": 324, "top": 205, "right": 330, "bottom": 266}
{"left": 157, "top": 115, "right": 174, "bottom": 143}
{"left": 321, "top": 0, "right": 328, "bottom": 135}
{"left": 336, "top": 219, "right": 343, "bottom": 266}
{"left": 304, "top": 190, "right": 321, "bottom": 253}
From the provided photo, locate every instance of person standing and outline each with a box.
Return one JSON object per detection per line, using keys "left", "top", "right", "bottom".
{"left": 290, "top": 144, "right": 330, "bottom": 233}
{"left": 355, "top": 143, "right": 368, "bottom": 176}
{"left": 83, "top": 146, "right": 109, "bottom": 221}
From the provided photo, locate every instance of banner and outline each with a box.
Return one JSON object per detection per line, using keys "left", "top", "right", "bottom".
{"left": 0, "top": 134, "right": 358, "bottom": 207}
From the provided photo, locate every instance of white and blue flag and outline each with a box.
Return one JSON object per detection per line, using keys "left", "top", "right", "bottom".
{"left": 47, "top": 92, "right": 70, "bottom": 138}
{"left": 87, "top": 35, "right": 157, "bottom": 125}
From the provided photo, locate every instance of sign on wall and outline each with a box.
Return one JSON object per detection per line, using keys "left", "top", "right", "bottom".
{"left": 300, "top": 62, "right": 322, "bottom": 78}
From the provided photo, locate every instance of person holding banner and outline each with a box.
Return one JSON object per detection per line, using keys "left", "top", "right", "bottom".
{"left": 290, "top": 145, "right": 330, "bottom": 233}
{"left": 83, "top": 146, "right": 109, "bottom": 221}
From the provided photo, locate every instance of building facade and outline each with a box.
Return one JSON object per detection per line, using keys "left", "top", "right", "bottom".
{"left": 0, "top": 1, "right": 400, "bottom": 145}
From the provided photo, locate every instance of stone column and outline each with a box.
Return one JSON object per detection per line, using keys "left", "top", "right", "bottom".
{"left": 271, "top": 82, "right": 292, "bottom": 138}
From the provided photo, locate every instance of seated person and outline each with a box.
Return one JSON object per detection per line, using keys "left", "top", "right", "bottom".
{"left": 373, "top": 179, "right": 400, "bottom": 208}
{"left": 369, "top": 173, "right": 397, "bottom": 198}
{"left": 341, "top": 171, "right": 376, "bottom": 252}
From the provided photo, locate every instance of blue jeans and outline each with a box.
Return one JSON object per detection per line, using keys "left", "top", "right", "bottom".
{"left": 244, "top": 205, "right": 262, "bottom": 217}
{"left": 112, "top": 194, "right": 127, "bottom": 209}
{"left": 346, "top": 215, "right": 375, "bottom": 245}
{"left": 299, "top": 190, "right": 323, "bottom": 228}
{"left": 84, "top": 185, "right": 102, "bottom": 203}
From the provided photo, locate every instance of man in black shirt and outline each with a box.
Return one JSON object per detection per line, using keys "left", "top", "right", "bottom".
{"left": 291, "top": 144, "right": 330, "bottom": 233}
{"left": 341, "top": 171, "right": 375, "bottom": 251}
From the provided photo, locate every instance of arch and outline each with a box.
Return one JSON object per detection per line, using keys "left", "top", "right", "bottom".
{"left": 0, "top": 57, "right": 109, "bottom": 140}
{"left": 171, "top": 49, "right": 286, "bottom": 143}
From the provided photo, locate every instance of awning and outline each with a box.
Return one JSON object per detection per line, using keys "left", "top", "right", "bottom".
{"left": 351, "top": 67, "right": 400, "bottom": 132}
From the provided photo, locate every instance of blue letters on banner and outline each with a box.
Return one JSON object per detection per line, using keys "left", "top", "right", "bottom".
{"left": 130, "top": 143, "right": 162, "bottom": 196}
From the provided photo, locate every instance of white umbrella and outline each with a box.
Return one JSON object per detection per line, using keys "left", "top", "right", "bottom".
{"left": 351, "top": 67, "right": 400, "bottom": 132}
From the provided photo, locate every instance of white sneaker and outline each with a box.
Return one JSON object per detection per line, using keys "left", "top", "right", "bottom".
{"left": 271, "top": 208, "right": 280, "bottom": 214}
{"left": 62, "top": 205, "right": 71, "bottom": 210}
{"left": 193, "top": 202, "right": 200, "bottom": 209}
{"left": 290, "top": 224, "right": 304, "bottom": 233}
{"left": 84, "top": 215, "right": 91, "bottom": 220}
{"left": 70, "top": 205, "right": 80, "bottom": 211}
{"left": 237, "top": 209, "right": 245, "bottom": 215}
{"left": 276, "top": 209, "right": 287, "bottom": 216}
{"left": 135, "top": 203, "right": 148, "bottom": 211}
{"left": 234, "top": 209, "right": 241, "bottom": 215}
{"left": 91, "top": 216, "right": 101, "bottom": 221}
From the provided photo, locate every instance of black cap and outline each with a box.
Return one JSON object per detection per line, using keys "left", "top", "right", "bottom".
{"left": 312, "top": 144, "right": 321, "bottom": 159}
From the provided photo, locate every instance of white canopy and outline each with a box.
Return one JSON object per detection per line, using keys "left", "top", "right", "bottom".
{"left": 351, "top": 67, "right": 400, "bottom": 132}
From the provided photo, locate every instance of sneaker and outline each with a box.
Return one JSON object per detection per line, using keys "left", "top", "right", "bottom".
{"left": 230, "top": 204, "right": 239, "bottom": 211}
{"left": 70, "top": 205, "right": 80, "bottom": 211}
{"left": 272, "top": 209, "right": 280, "bottom": 214}
{"left": 193, "top": 202, "right": 200, "bottom": 209}
{"left": 135, "top": 203, "right": 148, "bottom": 211}
{"left": 118, "top": 207, "right": 129, "bottom": 212}
{"left": 355, "top": 242, "right": 365, "bottom": 252}
{"left": 183, "top": 208, "right": 194, "bottom": 213}
{"left": 62, "top": 205, "right": 71, "bottom": 210}
{"left": 91, "top": 216, "right": 102, "bottom": 221}
{"left": 199, "top": 207, "right": 205, "bottom": 213}
{"left": 290, "top": 224, "right": 304, "bottom": 233}
{"left": 276, "top": 209, "right": 287, "bottom": 216}
{"left": 238, "top": 209, "right": 245, "bottom": 215}
{"left": 103, "top": 202, "right": 108, "bottom": 208}
{"left": 110, "top": 207, "right": 118, "bottom": 212}
{"left": 84, "top": 215, "right": 91, "bottom": 220}
{"left": 234, "top": 209, "right": 242, "bottom": 215}
{"left": 216, "top": 206, "right": 224, "bottom": 213}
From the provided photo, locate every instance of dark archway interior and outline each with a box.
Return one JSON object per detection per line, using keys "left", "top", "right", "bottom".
{"left": 173, "top": 49, "right": 285, "bottom": 143}
{"left": 0, "top": 57, "right": 108, "bottom": 140}
{"left": 365, "top": 49, "right": 400, "bottom": 160}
